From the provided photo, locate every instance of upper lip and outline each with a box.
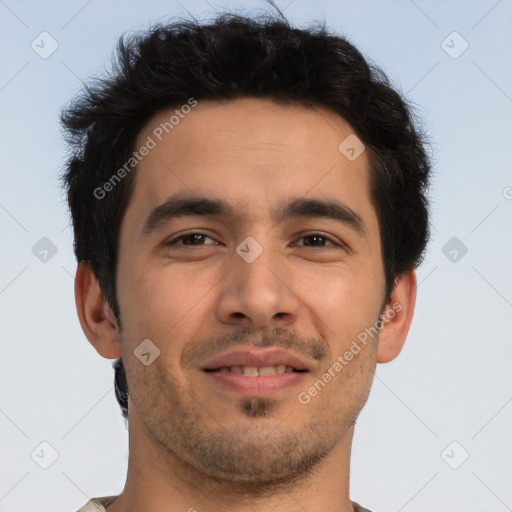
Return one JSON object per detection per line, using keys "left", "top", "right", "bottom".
{"left": 201, "top": 347, "right": 311, "bottom": 371}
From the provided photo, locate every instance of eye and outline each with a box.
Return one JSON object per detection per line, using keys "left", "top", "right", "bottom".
{"left": 166, "top": 231, "right": 217, "bottom": 247}
{"left": 164, "top": 231, "right": 344, "bottom": 249}
{"left": 294, "top": 232, "right": 342, "bottom": 248}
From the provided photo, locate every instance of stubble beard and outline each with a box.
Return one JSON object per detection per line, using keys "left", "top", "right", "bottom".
{"left": 121, "top": 325, "right": 375, "bottom": 494}
{"left": 129, "top": 361, "right": 361, "bottom": 495}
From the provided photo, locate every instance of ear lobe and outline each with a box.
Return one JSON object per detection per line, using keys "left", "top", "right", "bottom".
{"left": 376, "top": 270, "right": 417, "bottom": 364}
{"left": 75, "top": 263, "right": 122, "bottom": 359}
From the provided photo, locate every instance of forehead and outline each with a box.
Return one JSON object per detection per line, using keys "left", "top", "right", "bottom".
{"left": 125, "top": 97, "right": 377, "bottom": 236}
{"left": 136, "top": 97, "right": 364, "bottom": 163}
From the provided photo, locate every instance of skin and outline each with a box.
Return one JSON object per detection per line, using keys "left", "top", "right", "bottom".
{"left": 76, "top": 97, "right": 417, "bottom": 512}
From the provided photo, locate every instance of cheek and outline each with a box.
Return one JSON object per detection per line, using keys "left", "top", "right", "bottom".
{"left": 299, "top": 265, "right": 382, "bottom": 342}
{"left": 117, "top": 261, "right": 217, "bottom": 357}
{"left": 116, "top": 267, "right": 201, "bottom": 394}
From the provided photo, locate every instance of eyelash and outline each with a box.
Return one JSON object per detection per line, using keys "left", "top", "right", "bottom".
{"left": 166, "top": 231, "right": 344, "bottom": 249}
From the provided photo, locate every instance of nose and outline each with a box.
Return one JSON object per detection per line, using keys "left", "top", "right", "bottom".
{"left": 214, "top": 244, "right": 300, "bottom": 331}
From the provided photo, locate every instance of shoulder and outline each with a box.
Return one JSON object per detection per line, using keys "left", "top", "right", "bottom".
{"left": 76, "top": 496, "right": 118, "bottom": 511}
{"left": 352, "top": 500, "right": 375, "bottom": 512}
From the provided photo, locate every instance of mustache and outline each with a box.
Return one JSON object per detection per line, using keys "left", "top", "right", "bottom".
{"left": 181, "top": 326, "right": 328, "bottom": 369}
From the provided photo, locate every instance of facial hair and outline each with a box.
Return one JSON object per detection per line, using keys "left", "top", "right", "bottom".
{"left": 123, "top": 325, "right": 376, "bottom": 495}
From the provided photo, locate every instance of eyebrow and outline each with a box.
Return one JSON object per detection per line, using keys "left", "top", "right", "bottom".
{"left": 141, "top": 193, "right": 367, "bottom": 238}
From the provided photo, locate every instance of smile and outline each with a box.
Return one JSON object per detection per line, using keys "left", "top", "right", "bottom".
{"left": 206, "top": 365, "right": 304, "bottom": 376}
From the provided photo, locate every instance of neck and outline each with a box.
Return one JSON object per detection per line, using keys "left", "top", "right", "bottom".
{"left": 107, "top": 408, "right": 356, "bottom": 512}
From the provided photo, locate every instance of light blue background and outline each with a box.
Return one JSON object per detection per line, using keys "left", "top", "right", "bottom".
{"left": 1, "top": 1, "right": 511, "bottom": 510}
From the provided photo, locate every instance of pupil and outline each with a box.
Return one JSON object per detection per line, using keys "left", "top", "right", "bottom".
{"left": 189, "top": 234, "right": 203, "bottom": 244}
{"left": 305, "top": 235, "right": 324, "bottom": 246}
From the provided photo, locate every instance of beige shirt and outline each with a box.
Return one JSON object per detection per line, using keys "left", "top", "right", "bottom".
{"left": 77, "top": 495, "right": 374, "bottom": 511}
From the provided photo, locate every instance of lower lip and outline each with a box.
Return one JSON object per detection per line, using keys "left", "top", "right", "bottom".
{"left": 204, "top": 370, "right": 308, "bottom": 397}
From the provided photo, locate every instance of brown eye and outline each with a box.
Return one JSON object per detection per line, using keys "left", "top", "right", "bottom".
{"left": 167, "top": 232, "right": 216, "bottom": 246}
{"left": 295, "top": 233, "right": 339, "bottom": 248}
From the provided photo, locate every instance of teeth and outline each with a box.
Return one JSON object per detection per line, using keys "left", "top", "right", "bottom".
{"left": 242, "top": 366, "right": 259, "bottom": 376}
{"left": 259, "top": 366, "right": 277, "bottom": 376}
{"left": 216, "top": 365, "right": 298, "bottom": 376}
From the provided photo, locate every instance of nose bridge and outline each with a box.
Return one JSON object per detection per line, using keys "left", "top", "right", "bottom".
{"left": 216, "top": 235, "right": 299, "bottom": 329}
{"left": 238, "top": 239, "right": 282, "bottom": 295}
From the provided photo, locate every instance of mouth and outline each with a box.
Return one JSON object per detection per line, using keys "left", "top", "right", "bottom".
{"left": 200, "top": 347, "right": 312, "bottom": 372}
{"left": 204, "top": 365, "right": 307, "bottom": 376}
{"left": 203, "top": 367, "right": 309, "bottom": 397}
{"left": 201, "top": 348, "right": 311, "bottom": 397}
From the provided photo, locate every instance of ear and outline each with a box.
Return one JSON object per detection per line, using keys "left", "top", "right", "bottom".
{"left": 75, "top": 263, "right": 122, "bottom": 359}
{"left": 376, "top": 270, "right": 417, "bottom": 364}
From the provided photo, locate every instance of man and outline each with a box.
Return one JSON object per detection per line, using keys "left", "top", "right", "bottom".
{"left": 61, "top": 11, "right": 431, "bottom": 512}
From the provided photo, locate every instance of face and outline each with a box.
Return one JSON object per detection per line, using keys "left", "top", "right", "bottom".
{"left": 115, "top": 97, "right": 387, "bottom": 487}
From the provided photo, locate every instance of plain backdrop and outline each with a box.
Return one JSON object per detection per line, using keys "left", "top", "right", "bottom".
{"left": 0, "top": 1, "right": 511, "bottom": 511}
